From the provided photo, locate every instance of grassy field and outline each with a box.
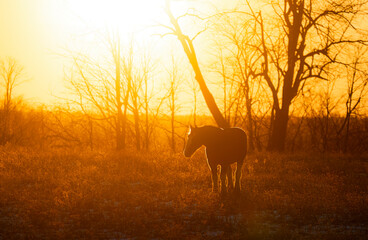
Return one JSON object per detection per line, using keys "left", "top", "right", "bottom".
{"left": 0, "top": 146, "right": 367, "bottom": 239}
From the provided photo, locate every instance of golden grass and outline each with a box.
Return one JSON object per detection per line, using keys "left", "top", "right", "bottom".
{"left": 0, "top": 147, "right": 367, "bottom": 239}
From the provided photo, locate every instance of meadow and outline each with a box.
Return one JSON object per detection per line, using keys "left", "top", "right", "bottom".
{"left": 0, "top": 146, "right": 367, "bottom": 239}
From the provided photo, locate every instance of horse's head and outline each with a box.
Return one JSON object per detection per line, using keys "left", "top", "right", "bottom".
{"left": 183, "top": 125, "right": 202, "bottom": 157}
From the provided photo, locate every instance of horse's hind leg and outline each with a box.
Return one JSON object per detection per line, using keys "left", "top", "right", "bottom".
{"left": 227, "top": 166, "right": 234, "bottom": 191}
{"left": 235, "top": 161, "right": 243, "bottom": 194}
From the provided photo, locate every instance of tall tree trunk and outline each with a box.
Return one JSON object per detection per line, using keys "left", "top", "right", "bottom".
{"left": 323, "top": 113, "right": 329, "bottom": 153}
{"left": 171, "top": 89, "right": 175, "bottom": 153}
{"left": 132, "top": 96, "right": 141, "bottom": 151}
{"left": 122, "top": 47, "right": 133, "bottom": 150}
{"left": 268, "top": 104, "right": 290, "bottom": 151}
{"left": 88, "top": 116, "right": 93, "bottom": 151}
{"left": 220, "top": 51, "right": 227, "bottom": 122}
{"left": 145, "top": 103, "right": 149, "bottom": 151}
{"left": 344, "top": 115, "right": 351, "bottom": 153}
{"left": 40, "top": 106, "right": 45, "bottom": 149}
{"left": 114, "top": 39, "right": 123, "bottom": 150}
{"left": 144, "top": 75, "right": 149, "bottom": 151}
{"left": 245, "top": 99, "right": 255, "bottom": 152}
{"left": 165, "top": 6, "right": 229, "bottom": 128}
{"left": 122, "top": 97, "right": 128, "bottom": 149}
{"left": 244, "top": 78, "right": 254, "bottom": 152}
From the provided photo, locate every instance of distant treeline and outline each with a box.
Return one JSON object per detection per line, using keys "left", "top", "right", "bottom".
{"left": 0, "top": 105, "right": 367, "bottom": 154}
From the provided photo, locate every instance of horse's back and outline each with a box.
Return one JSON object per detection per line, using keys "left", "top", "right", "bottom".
{"left": 206, "top": 127, "right": 247, "bottom": 165}
{"left": 223, "top": 127, "right": 247, "bottom": 156}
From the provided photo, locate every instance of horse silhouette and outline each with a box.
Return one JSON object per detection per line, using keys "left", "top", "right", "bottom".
{"left": 184, "top": 125, "right": 247, "bottom": 195}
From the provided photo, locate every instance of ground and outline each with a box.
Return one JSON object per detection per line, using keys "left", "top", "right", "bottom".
{"left": 0, "top": 146, "right": 367, "bottom": 239}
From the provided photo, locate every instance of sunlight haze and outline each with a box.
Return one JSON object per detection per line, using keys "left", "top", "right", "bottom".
{"left": 0, "top": 0, "right": 201, "bottom": 105}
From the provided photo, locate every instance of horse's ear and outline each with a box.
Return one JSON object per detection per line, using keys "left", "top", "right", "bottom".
{"left": 188, "top": 125, "right": 192, "bottom": 134}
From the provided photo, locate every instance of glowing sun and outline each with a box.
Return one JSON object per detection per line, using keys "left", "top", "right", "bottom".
{"left": 65, "top": 0, "right": 165, "bottom": 33}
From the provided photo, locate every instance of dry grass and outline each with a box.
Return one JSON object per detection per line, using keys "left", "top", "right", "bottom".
{"left": 0, "top": 146, "right": 367, "bottom": 239}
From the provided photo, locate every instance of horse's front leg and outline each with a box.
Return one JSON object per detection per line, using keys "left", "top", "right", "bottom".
{"left": 208, "top": 160, "right": 218, "bottom": 193}
{"left": 220, "top": 164, "right": 229, "bottom": 196}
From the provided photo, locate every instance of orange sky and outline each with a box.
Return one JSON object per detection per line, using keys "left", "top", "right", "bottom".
{"left": 0, "top": 0, "right": 238, "bottom": 106}
{"left": 0, "top": 0, "right": 61, "bottom": 103}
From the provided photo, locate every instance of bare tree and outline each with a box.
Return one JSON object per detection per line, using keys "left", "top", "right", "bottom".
{"left": 0, "top": 57, "right": 26, "bottom": 144}
{"left": 244, "top": 0, "right": 368, "bottom": 151}
{"left": 188, "top": 73, "right": 200, "bottom": 126}
{"left": 140, "top": 49, "right": 162, "bottom": 151}
{"left": 165, "top": 55, "right": 183, "bottom": 152}
{"left": 108, "top": 32, "right": 124, "bottom": 150}
{"left": 121, "top": 42, "right": 134, "bottom": 149}
{"left": 122, "top": 42, "right": 158, "bottom": 151}
{"left": 163, "top": 1, "right": 229, "bottom": 128}
{"left": 128, "top": 56, "right": 142, "bottom": 151}
{"left": 337, "top": 47, "right": 368, "bottom": 152}
{"left": 64, "top": 33, "right": 127, "bottom": 150}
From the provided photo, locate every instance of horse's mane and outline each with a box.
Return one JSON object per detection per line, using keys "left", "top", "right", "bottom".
{"left": 197, "top": 125, "right": 222, "bottom": 130}
{"left": 198, "top": 125, "right": 220, "bottom": 129}
{"left": 196, "top": 125, "right": 223, "bottom": 135}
